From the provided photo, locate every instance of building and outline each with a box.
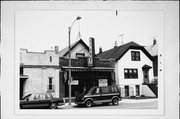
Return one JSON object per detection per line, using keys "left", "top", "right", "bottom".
{"left": 145, "top": 39, "right": 158, "bottom": 82}
{"left": 97, "top": 41, "right": 157, "bottom": 97}
{"left": 58, "top": 38, "right": 115, "bottom": 97}
{"left": 20, "top": 48, "right": 61, "bottom": 99}
{"left": 20, "top": 38, "right": 115, "bottom": 99}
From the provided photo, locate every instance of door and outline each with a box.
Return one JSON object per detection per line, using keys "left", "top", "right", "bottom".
{"left": 125, "top": 86, "right": 129, "bottom": 97}
{"left": 136, "top": 85, "right": 140, "bottom": 96}
{"left": 91, "top": 87, "right": 101, "bottom": 103}
{"left": 143, "top": 69, "right": 149, "bottom": 84}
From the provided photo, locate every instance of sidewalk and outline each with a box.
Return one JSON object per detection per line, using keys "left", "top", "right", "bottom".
{"left": 59, "top": 98, "right": 158, "bottom": 108}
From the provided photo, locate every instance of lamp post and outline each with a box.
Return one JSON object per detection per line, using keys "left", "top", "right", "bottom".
{"left": 68, "top": 16, "right": 81, "bottom": 105}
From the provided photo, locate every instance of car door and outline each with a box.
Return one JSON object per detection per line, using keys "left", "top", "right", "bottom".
{"left": 37, "top": 94, "right": 50, "bottom": 108}
{"left": 21, "top": 94, "right": 39, "bottom": 108}
{"left": 91, "top": 87, "right": 101, "bottom": 103}
{"left": 101, "top": 87, "right": 112, "bottom": 103}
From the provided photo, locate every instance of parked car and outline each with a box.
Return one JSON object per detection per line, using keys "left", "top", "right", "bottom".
{"left": 75, "top": 86, "right": 121, "bottom": 107}
{"left": 20, "top": 93, "right": 65, "bottom": 109}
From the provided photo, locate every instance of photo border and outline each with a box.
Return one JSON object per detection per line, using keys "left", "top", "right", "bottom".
{"left": 1, "top": 1, "right": 179, "bottom": 119}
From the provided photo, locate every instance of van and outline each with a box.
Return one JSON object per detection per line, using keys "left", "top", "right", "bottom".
{"left": 75, "top": 86, "right": 121, "bottom": 107}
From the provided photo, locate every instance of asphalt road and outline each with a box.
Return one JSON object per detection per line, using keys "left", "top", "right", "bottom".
{"left": 58, "top": 99, "right": 158, "bottom": 109}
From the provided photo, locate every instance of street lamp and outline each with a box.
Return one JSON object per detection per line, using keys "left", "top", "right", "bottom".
{"left": 68, "top": 16, "right": 81, "bottom": 105}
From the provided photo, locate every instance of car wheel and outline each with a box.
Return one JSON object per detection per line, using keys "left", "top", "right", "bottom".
{"left": 50, "top": 103, "right": 57, "bottom": 109}
{"left": 85, "top": 100, "right": 93, "bottom": 107}
{"left": 112, "top": 98, "right": 119, "bottom": 105}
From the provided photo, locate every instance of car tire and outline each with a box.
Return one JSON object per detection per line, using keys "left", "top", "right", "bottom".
{"left": 112, "top": 98, "right": 119, "bottom": 105}
{"left": 85, "top": 100, "right": 93, "bottom": 107}
{"left": 50, "top": 103, "right": 57, "bottom": 109}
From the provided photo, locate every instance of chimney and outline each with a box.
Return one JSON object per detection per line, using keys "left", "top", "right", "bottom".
{"left": 153, "top": 39, "right": 157, "bottom": 45}
{"left": 99, "top": 47, "right": 102, "bottom": 54}
{"left": 54, "top": 46, "right": 59, "bottom": 54}
{"left": 114, "top": 41, "right": 118, "bottom": 48}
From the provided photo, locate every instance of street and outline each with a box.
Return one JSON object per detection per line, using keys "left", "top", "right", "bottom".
{"left": 58, "top": 99, "right": 158, "bottom": 109}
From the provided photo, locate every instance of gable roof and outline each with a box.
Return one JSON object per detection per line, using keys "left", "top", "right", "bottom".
{"left": 97, "top": 41, "right": 153, "bottom": 61}
{"left": 58, "top": 39, "right": 89, "bottom": 57}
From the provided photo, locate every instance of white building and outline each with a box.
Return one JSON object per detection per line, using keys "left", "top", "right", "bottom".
{"left": 98, "top": 41, "right": 157, "bottom": 97}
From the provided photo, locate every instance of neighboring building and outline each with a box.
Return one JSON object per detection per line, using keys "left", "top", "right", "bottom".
{"left": 97, "top": 41, "right": 157, "bottom": 97}
{"left": 145, "top": 39, "right": 158, "bottom": 82}
{"left": 20, "top": 48, "right": 61, "bottom": 99}
{"left": 20, "top": 38, "right": 115, "bottom": 99}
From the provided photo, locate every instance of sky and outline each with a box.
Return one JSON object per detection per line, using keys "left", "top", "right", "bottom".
{"left": 16, "top": 10, "right": 163, "bottom": 54}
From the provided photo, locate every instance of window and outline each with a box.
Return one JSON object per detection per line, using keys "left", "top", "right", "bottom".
{"left": 92, "top": 88, "right": 100, "bottom": 94}
{"left": 48, "top": 77, "right": 53, "bottom": 90}
{"left": 76, "top": 53, "right": 85, "bottom": 58}
{"left": 124, "top": 69, "right": 138, "bottom": 79}
{"left": 131, "top": 51, "right": 140, "bottom": 61}
{"left": 49, "top": 56, "right": 52, "bottom": 62}
{"left": 101, "top": 87, "right": 111, "bottom": 93}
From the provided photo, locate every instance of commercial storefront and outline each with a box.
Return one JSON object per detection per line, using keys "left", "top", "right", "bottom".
{"left": 59, "top": 57, "right": 115, "bottom": 97}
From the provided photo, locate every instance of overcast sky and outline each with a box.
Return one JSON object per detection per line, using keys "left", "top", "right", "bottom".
{"left": 16, "top": 10, "right": 163, "bottom": 53}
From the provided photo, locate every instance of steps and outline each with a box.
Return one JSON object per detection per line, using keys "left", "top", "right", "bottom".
{"left": 147, "top": 84, "right": 158, "bottom": 97}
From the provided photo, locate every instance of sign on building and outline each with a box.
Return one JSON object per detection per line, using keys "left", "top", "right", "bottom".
{"left": 98, "top": 79, "right": 108, "bottom": 86}
{"left": 88, "top": 37, "right": 95, "bottom": 67}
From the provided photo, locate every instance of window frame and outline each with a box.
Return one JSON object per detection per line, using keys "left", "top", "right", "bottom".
{"left": 76, "top": 53, "right": 85, "bottom": 58}
{"left": 124, "top": 68, "right": 138, "bottom": 79}
{"left": 131, "top": 51, "right": 140, "bottom": 61}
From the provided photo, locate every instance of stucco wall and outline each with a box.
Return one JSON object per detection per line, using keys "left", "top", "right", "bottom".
{"left": 23, "top": 68, "right": 60, "bottom": 98}
{"left": 20, "top": 49, "right": 59, "bottom": 66}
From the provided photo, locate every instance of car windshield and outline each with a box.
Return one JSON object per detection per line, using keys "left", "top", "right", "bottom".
{"left": 22, "top": 94, "right": 31, "bottom": 100}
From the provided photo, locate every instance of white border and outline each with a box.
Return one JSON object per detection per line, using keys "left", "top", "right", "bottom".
{"left": 1, "top": 1, "right": 179, "bottom": 119}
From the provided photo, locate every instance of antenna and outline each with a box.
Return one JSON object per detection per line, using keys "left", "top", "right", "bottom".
{"left": 118, "top": 34, "right": 125, "bottom": 45}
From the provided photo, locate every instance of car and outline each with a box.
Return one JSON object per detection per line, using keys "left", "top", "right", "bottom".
{"left": 20, "top": 93, "right": 65, "bottom": 109}
{"left": 75, "top": 86, "right": 121, "bottom": 107}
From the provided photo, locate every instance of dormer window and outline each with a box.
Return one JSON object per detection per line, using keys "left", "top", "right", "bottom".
{"left": 131, "top": 51, "right": 140, "bottom": 61}
{"left": 76, "top": 53, "right": 85, "bottom": 58}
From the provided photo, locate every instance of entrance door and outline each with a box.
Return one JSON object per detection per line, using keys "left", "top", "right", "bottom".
{"left": 136, "top": 85, "right": 140, "bottom": 96}
{"left": 143, "top": 69, "right": 149, "bottom": 84}
{"left": 125, "top": 86, "right": 129, "bottom": 97}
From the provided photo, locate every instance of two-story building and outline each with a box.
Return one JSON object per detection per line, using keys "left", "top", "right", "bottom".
{"left": 97, "top": 41, "right": 157, "bottom": 97}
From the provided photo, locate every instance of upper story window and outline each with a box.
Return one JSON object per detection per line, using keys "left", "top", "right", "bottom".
{"left": 49, "top": 56, "right": 52, "bottom": 62}
{"left": 124, "top": 68, "right": 138, "bottom": 79}
{"left": 131, "top": 51, "right": 140, "bottom": 61}
{"left": 76, "top": 53, "right": 85, "bottom": 58}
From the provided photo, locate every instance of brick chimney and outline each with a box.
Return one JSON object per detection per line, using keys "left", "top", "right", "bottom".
{"left": 153, "top": 39, "right": 157, "bottom": 45}
{"left": 114, "top": 41, "right": 118, "bottom": 48}
{"left": 99, "top": 47, "right": 102, "bottom": 54}
{"left": 54, "top": 46, "right": 59, "bottom": 54}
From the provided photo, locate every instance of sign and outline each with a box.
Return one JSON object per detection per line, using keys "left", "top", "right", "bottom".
{"left": 88, "top": 37, "right": 95, "bottom": 67}
{"left": 98, "top": 79, "right": 108, "bottom": 86}
{"left": 71, "top": 80, "right": 79, "bottom": 85}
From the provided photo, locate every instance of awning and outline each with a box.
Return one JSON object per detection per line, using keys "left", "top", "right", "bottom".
{"left": 142, "top": 65, "right": 152, "bottom": 70}
{"left": 20, "top": 75, "right": 28, "bottom": 79}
